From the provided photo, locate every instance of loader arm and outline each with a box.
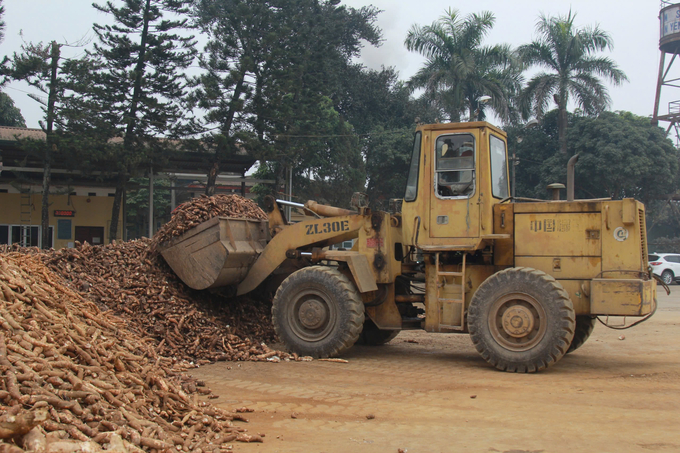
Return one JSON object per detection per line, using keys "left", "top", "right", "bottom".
{"left": 236, "top": 214, "right": 364, "bottom": 295}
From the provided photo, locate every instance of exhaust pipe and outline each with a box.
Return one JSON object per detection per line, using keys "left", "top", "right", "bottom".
{"left": 567, "top": 154, "right": 579, "bottom": 202}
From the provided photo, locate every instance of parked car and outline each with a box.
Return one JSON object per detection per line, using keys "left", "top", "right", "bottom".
{"left": 648, "top": 253, "right": 680, "bottom": 285}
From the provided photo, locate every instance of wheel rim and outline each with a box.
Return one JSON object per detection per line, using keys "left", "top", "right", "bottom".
{"left": 488, "top": 292, "right": 547, "bottom": 352}
{"left": 288, "top": 288, "right": 337, "bottom": 342}
{"left": 663, "top": 272, "right": 673, "bottom": 285}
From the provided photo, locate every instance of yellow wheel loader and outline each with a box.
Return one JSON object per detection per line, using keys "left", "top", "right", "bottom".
{"left": 158, "top": 121, "right": 656, "bottom": 372}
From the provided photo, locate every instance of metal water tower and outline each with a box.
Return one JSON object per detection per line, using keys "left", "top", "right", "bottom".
{"left": 652, "top": 2, "right": 680, "bottom": 139}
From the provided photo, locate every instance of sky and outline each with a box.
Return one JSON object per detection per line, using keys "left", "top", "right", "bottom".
{"left": 0, "top": 0, "right": 671, "bottom": 130}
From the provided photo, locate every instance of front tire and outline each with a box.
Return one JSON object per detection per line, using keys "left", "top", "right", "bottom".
{"left": 661, "top": 270, "right": 674, "bottom": 286}
{"left": 272, "top": 266, "right": 364, "bottom": 357}
{"left": 468, "top": 267, "right": 575, "bottom": 373}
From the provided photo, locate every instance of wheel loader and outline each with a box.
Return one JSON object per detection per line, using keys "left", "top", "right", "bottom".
{"left": 158, "top": 121, "right": 657, "bottom": 372}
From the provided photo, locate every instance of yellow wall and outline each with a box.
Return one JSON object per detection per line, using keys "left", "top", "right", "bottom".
{"left": 0, "top": 193, "right": 122, "bottom": 249}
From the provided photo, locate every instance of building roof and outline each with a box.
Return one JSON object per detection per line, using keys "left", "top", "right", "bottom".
{"left": 0, "top": 126, "right": 257, "bottom": 187}
{"left": 0, "top": 126, "right": 46, "bottom": 141}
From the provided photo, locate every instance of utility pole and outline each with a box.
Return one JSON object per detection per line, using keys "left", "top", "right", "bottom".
{"left": 148, "top": 166, "right": 154, "bottom": 238}
{"left": 511, "top": 151, "right": 518, "bottom": 199}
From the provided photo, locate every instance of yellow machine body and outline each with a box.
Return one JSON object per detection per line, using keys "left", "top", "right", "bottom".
{"left": 160, "top": 121, "right": 656, "bottom": 371}
{"left": 494, "top": 199, "right": 653, "bottom": 317}
{"left": 393, "top": 121, "right": 654, "bottom": 334}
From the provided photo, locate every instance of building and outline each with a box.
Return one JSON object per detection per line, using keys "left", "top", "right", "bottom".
{"left": 0, "top": 126, "right": 260, "bottom": 249}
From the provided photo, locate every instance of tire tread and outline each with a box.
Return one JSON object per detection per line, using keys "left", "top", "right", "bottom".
{"left": 272, "top": 266, "right": 364, "bottom": 358}
{"left": 468, "top": 267, "right": 575, "bottom": 373}
{"left": 567, "top": 315, "right": 597, "bottom": 354}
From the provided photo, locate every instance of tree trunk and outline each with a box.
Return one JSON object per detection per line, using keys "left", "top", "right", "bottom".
{"left": 204, "top": 69, "right": 248, "bottom": 195}
{"left": 109, "top": 0, "right": 150, "bottom": 242}
{"left": 557, "top": 85, "right": 568, "bottom": 155}
{"left": 108, "top": 172, "right": 126, "bottom": 243}
{"left": 125, "top": 0, "right": 151, "bottom": 141}
{"left": 558, "top": 105, "right": 568, "bottom": 155}
{"left": 41, "top": 157, "right": 51, "bottom": 249}
{"left": 41, "top": 41, "right": 60, "bottom": 249}
{"left": 205, "top": 161, "right": 219, "bottom": 196}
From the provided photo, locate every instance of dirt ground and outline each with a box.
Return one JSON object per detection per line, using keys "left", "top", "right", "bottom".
{"left": 191, "top": 289, "right": 680, "bottom": 453}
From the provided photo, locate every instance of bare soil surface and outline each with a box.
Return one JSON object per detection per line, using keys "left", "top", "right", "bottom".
{"left": 191, "top": 290, "right": 680, "bottom": 453}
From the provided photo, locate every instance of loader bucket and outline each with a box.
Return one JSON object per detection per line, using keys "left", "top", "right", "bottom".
{"left": 157, "top": 216, "right": 269, "bottom": 290}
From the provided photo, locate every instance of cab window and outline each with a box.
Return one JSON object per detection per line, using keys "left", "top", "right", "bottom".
{"left": 435, "top": 134, "right": 475, "bottom": 198}
{"left": 404, "top": 131, "right": 422, "bottom": 202}
{"left": 489, "top": 135, "right": 509, "bottom": 199}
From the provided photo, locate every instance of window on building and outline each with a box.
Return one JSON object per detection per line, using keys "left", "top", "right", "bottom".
{"left": 57, "top": 219, "right": 72, "bottom": 240}
{"left": 0, "top": 225, "right": 54, "bottom": 248}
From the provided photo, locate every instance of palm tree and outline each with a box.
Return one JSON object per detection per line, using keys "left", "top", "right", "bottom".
{"left": 518, "top": 11, "right": 627, "bottom": 154}
{"left": 405, "top": 9, "right": 521, "bottom": 123}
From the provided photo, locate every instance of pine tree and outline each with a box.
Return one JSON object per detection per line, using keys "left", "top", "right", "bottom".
{"left": 0, "top": 93, "right": 26, "bottom": 127}
{"left": 259, "top": 0, "right": 380, "bottom": 206}
{"left": 193, "top": 0, "right": 380, "bottom": 201}
{"left": 4, "top": 41, "right": 62, "bottom": 249}
{"left": 0, "top": 0, "right": 5, "bottom": 44}
{"left": 88, "top": 0, "right": 197, "bottom": 241}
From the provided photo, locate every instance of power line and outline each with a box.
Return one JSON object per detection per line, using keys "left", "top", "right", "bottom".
{"left": 4, "top": 86, "right": 39, "bottom": 96}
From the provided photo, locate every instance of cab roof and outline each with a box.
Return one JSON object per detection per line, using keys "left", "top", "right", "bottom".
{"left": 415, "top": 121, "right": 508, "bottom": 138}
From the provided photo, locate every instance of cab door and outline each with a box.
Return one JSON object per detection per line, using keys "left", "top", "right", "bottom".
{"left": 429, "top": 131, "right": 481, "bottom": 239}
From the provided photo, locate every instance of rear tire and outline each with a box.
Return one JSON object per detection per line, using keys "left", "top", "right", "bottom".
{"left": 661, "top": 270, "right": 674, "bottom": 286}
{"left": 355, "top": 318, "right": 400, "bottom": 346}
{"left": 566, "top": 316, "right": 597, "bottom": 354}
{"left": 468, "top": 267, "right": 575, "bottom": 373}
{"left": 272, "top": 266, "right": 364, "bottom": 358}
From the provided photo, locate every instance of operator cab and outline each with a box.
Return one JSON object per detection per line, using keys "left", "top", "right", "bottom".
{"left": 401, "top": 122, "right": 510, "bottom": 248}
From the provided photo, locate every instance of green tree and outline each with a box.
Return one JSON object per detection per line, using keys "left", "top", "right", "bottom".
{"left": 335, "top": 66, "right": 437, "bottom": 135}
{"left": 518, "top": 11, "right": 627, "bottom": 155}
{"left": 195, "top": 0, "right": 380, "bottom": 205}
{"left": 405, "top": 9, "right": 521, "bottom": 123}
{"left": 0, "top": 92, "right": 26, "bottom": 126}
{"left": 364, "top": 126, "right": 416, "bottom": 209}
{"left": 0, "top": 0, "right": 5, "bottom": 44}
{"left": 125, "top": 177, "right": 171, "bottom": 238}
{"left": 569, "top": 111, "right": 678, "bottom": 205}
{"left": 334, "top": 66, "right": 438, "bottom": 207}
{"left": 505, "top": 111, "right": 560, "bottom": 199}
{"left": 191, "top": 0, "right": 276, "bottom": 195}
{"left": 86, "top": 0, "right": 197, "bottom": 242}
{"left": 4, "top": 41, "right": 62, "bottom": 249}
{"left": 509, "top": 111, "right": 678, "bottom": 208}
{"left": 0, "top": 0, "right": 8, "bottom": 78}
{"left": 253, "top": 94, "right": 364, "bottom": 208}
{"left": 262, "top": 1, "right": 379, "bottom": 207}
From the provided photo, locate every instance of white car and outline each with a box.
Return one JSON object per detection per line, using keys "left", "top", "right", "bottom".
{"left": 648, "top": 253, "right": 680, "bottom": 285}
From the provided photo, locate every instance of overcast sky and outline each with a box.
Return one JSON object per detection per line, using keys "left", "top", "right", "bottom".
{"left": 0, "top": 0, "right": 670, "bottom": 129}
